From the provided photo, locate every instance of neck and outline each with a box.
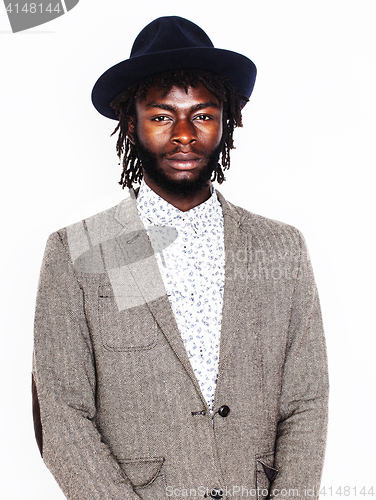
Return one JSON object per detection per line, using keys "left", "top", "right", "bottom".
{"left": 143, "top": 177, "right": 212, "bottom": 212}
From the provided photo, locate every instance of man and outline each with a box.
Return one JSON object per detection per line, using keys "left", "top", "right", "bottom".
{"left": 32, "top": 16, "right": 328, "bottom": 500}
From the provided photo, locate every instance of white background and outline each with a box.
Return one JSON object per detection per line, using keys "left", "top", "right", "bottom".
{"left": 1, "top": 1, "right": 375, "bottom": 498}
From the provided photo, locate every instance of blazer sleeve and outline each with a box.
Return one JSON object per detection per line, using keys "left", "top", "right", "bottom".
{"left": 269, "top": 232, "right": 329, "bottom": 499}
{"left": 32, "top": 231, "right": 141, "bottom": 500}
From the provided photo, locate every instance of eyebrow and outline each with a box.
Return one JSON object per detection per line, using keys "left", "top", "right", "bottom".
{"left": 145, "top": 100, "right": 220, "bottom": 112}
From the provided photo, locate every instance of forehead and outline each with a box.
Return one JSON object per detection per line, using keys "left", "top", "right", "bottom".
{"left": 136, "top": 82, "right": 222, "bottom": 110}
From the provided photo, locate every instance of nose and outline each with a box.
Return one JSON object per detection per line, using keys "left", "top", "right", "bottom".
{"left": 171, "top": 118, "right": 197, "bottom": 146}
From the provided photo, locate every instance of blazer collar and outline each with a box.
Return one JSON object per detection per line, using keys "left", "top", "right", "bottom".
{"left": 113, "top": 187, "right": 237, "bottom": 228}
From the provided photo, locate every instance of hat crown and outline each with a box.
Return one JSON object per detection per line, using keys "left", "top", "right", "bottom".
{"left": 92, "top": 16, "right": 257, "bottom": 120}
{"left": 130, "top": 16, "right": 214, "bottom": 58}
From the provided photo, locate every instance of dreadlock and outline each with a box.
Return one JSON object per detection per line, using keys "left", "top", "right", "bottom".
{"left": 110, "top": 69, "right": 247, "bottom": 189}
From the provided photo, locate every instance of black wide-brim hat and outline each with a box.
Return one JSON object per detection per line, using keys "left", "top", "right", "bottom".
{"left": 92, "top": 16, "right": 257, "bottom": 120}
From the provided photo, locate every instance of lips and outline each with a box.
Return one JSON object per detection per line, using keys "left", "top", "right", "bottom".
{"left": 168, "top": 153, "right": 201, "bottom": 160}
{"left": 166, "top": 153, "right": 202, "bottom": 170}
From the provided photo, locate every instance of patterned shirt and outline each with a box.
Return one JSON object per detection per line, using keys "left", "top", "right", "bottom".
{"left": 136, "top": 180, "right": 225, "bottom": 412}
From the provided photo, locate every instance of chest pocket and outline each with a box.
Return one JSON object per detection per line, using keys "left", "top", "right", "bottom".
{"left": 98, "top": 284, "right": 157, "bottom": 351}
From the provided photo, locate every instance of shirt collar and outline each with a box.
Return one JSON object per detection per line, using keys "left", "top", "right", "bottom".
{"left": 136, "top": 180, "right": 223, "bottom": 233}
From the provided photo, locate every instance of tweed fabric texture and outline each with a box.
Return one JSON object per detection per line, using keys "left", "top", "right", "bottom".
{"left": 32, "top": 190, "right": 329, "bottom": 500}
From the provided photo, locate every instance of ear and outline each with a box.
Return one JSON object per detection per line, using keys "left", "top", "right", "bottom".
{"left": 127, "top": 116, "right": 136, "bottom": 145}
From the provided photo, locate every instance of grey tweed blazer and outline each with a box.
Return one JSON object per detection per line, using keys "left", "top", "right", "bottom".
{"left": 32, "top": 190, "right": 328, "bottom": 500}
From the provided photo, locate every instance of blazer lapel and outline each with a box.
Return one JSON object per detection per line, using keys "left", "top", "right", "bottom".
{"left": 216, "top": 192, "right": 250, "bottom": 379}
{"left": 114, "top": 191, "right": 210, "bottom": 409}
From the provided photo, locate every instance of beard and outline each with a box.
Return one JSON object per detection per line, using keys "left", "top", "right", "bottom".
{"left": 135, "top": 139, "right": 223, "bottom": 198}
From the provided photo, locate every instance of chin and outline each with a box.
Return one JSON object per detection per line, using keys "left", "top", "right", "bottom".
{"left": 135, "top": 139, "right": 222, "bottom": 198}
{"left": 148, "top": 171, "right": 213, "bottom": 198}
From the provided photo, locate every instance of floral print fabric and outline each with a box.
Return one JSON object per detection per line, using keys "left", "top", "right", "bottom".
{"left": 137, "top": 181, "right": 225, "bottom": 412}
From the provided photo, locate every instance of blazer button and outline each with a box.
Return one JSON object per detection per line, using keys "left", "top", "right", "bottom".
{"left": 210, "top": 488, "right": 224, "bottom": 499}
{"left": 218, "top": 405, "right": 230, "bottom": 417}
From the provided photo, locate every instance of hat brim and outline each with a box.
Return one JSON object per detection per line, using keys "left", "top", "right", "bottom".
{"left": 91, "top": 47, "right": 257, "bottom": 120}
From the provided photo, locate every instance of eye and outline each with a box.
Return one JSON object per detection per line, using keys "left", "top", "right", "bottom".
{"left": 194, "top": 114, "right": 212, "bottom": 121}
{"left": 151, "top": 115, "right": 171, "bottom": 122}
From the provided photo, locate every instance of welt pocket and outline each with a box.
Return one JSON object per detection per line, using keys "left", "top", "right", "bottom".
{"left": 256, "top": 452, "right": 278, "bottom": 499}
{"left": 98, "top": 284, "right": 157, "bottom": 351}
{"left": 118, "top": 456, "right": 165, "bottom": 488}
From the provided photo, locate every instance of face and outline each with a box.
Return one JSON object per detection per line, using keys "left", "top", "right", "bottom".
{"left": 129, "top": 82, "right": 223, "bottom": 200}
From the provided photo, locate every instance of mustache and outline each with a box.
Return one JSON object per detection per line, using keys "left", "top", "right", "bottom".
{"left": 151, "top": 146, "right": 213, "bottom": 161}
